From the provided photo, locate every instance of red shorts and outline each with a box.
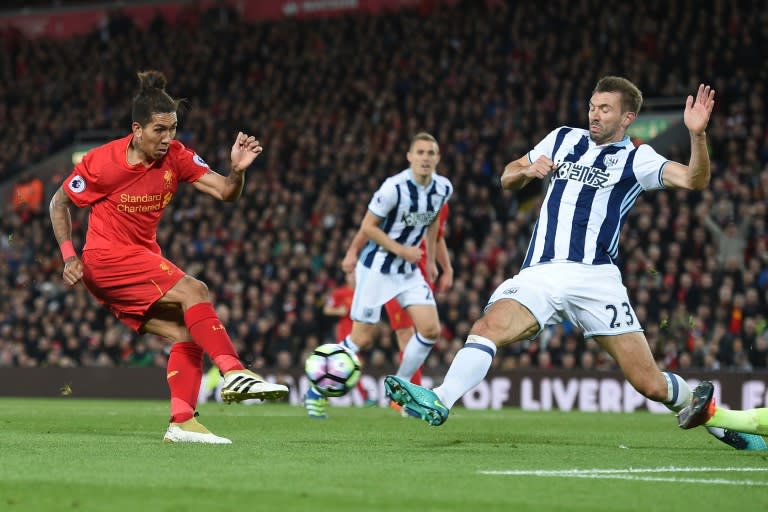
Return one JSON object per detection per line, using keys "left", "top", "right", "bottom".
{"left": 384, "top": 299, "right": 413, "bottom": 331}
{"left": 81, "top": 248, "right": 185, "bottom": 331}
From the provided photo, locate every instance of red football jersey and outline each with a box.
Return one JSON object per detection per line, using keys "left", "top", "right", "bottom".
{"left": 416, "top": 202, "right": 449, "bottom": 280}
{"left": 327, "top": 285, "right": 354, "bottom": 341}
{"left": 63, "top": 135, "right": 209, "bottom": 253}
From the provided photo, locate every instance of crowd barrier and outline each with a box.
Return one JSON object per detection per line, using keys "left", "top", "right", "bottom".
{"left": 3, "top": 367, "right": 766, "bottom": 412}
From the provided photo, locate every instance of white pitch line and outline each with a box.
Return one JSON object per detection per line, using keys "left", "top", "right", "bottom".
{"left": 478, "top": 467, "right": 768, "bottom": 486}
{"left": 481, "top": 467, "right": 768, "bottom": 475}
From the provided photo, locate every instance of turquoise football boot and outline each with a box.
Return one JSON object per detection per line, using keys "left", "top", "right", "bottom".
{"left": 384, "top": 375, "right": 449, "bottom": 426}
{"left": 714, "top": 430, "right": 768, "bottom": 451}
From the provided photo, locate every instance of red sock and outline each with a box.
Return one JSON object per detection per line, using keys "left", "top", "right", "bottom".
{"left": 167, "top": 342, "right": 203, "bottom": 423}
{"left": 356, "top": 380, "right": 368, "bottom": 401}
{"left": 399, "top": 350, "right": 423, "bottom": 385}
{"left": 184, "top": 303, "right": 244, "bottom": 373}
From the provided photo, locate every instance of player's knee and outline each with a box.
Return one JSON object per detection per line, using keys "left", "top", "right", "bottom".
{"left": 355, "top": 334, "right": 375, "bottom": 350}
{"left": 418, "top": 325, "right": 440, "bottom": 340}
{"left": 471, "top": 304, "right": 537, "bottom": 343}
{"left": 185, "top": 277, "right": 211, "bottom": 303}
{"left": 351, "top": 327, "right": 377, "bottom": 350}
{"left": 471, "top": 314, "right": 506, "bottom": 340}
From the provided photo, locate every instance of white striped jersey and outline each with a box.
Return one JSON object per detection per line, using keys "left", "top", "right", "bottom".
{"left": 522, "top": 126, "right": 668, "bottom": 268}
{"left": 360, "top": 168, "right": 453, "bottom": 274}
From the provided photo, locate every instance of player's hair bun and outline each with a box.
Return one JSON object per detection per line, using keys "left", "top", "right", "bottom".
{"left": 137, "top": 70, "right": 167, "bottom": 92}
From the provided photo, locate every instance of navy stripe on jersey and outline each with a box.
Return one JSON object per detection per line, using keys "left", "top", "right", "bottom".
{"left": 539, "top": 136, "right": 590, "bottom": 263}
{"left": 551, "top": 127, "right": 572, "bottom": 159}
{"left": 567, "top": 186, "right": 597, "bottom": 261}
{"left": 363, "top": 169, "right": 452, "bottom": 274}
{"left": 522, "top": 127, "right": 667, "bottom": 268}
{"left": 380, "top": 185, "right": 402, "bottom": 234}
{"left": 410, "top": 182, "right": 438, "bottom": 252}
{"left": 656, "top": 162, "right": 667, "bottom": 188}
{"left": 359, "top": 240, "right": 377, "bottom": 267}
{"left": 594, "top": 149, "right": 638, "bottom": 264}
{"left": 539, "top": 180, "right": 567, "bottom": 263}
{"left": 568, "top": 146, "right": 623, "bottom": 261}
{"left": 381, "top": 182, "right": 419, "bottom": 273}
{"left": 396, "top": 181, "right": 441, "bottom": 273}
{"left": 362, "top": 186, "right": 401, "bottom": 268}
{"left": 522, "top": 219, "right": 540, "bottom": 268}
{"left": 565, "top": 135, "right": 590, "bottom": 163}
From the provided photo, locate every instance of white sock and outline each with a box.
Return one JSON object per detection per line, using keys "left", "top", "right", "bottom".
{"left": 395, "top": 332, "right": 435, "bottom": 381}
{"left": 341, "top": 336, "right": 360, "bottom": 354}
{"left": 434, "top": 334, "right": 496, "bottom": 409}
{"left": 663, "top": 371, "right": 692, "bottom": 412}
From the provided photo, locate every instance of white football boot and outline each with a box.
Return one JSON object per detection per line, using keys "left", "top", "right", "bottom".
{"left": 163, "top": 416, "right": 232, "bottom": 445}
{"left": 221, "top": 369, "right": 289, "bottom": 403}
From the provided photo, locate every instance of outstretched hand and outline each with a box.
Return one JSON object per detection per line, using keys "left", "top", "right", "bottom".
{"left": 230, "top": 131, "right": 263, "bottom": 172}
{"left": 684, "top": 84, "right": 715, "bottom": 136}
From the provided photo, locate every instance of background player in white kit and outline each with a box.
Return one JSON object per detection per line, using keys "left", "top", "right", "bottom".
{"left": 387, "top": 77, "right": 716, "bottom": 429}
{"left": 305, "top": 132, "right": 452, "bottom": 417}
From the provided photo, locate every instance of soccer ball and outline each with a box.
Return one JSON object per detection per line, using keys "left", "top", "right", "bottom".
{"left": 304, "top": 343, "right": 361, "bottom": 397}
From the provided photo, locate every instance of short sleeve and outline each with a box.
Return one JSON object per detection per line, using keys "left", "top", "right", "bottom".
{"left": 528, "top": 127, "right": 563, "bottom": 164}
{"left": 634, "top": 144, "right": 669, "bottom": 191}
{"left": 63, "top": 151, "right": 107, "bottom": 207}
{"left": 443, "top": 179, "right": 454, "bottom": 203}
{"left": 367, "top": 179, "right": 398, "bottom": 218}
{"left": 171, "top": 140, "right": 211, "bottom": 183}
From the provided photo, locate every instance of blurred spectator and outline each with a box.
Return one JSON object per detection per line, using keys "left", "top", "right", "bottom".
{"left": 12, "top": 176, "right": 43, "bottom": 221}
{"left": 0, "top": 0, "right": 766, "bottom": 374}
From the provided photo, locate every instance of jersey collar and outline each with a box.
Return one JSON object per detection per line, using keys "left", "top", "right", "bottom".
{"left": 407, "top": 167, "right": 434, "bottom": 188}
{"left": 589, "top": 134, "right": 633, "bottom": 149}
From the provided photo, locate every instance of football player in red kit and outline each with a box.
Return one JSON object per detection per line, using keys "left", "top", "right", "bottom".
{"left": 49, "top": 70, "right": 287, "bottom": 444}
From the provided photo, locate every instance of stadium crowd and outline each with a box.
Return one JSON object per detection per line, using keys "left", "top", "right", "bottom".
{"left": 0, "top": 0, "right": 767, "bottom": 375}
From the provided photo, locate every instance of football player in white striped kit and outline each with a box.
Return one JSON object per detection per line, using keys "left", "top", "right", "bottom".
{"left": 305, "top": 132, "right": 453, "bottom": 418}
{"left": 387, "top": 77, "right": 716, "bottom": 429}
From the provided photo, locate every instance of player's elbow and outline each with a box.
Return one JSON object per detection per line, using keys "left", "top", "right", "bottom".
{"left": 221, "top": 190, "right": 241, "bottom": 202}
{"left": 690, "top": 174, "right": 711, "bottom": 191}
{"left": 665, "top": 164, "right": 710, "bottom": 191}
{"left": 677, "top": 174, "right": 710, "bottom": 191}
{"left": 500, "top": 173, "right": 526, "bottom": 191}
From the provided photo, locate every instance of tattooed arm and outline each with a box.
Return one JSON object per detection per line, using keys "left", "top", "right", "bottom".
{"left": 49, "top": 186, "right": 84, "bottom": 285}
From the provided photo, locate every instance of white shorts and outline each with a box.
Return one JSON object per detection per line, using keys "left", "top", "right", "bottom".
{"left": 350, "top": 262, "right": 435, "bottom": 324}
{"left": 486, "top": 262, "right": 642, "bottom": 338}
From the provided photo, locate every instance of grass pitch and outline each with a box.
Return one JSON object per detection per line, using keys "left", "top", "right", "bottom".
{"left": 1, "top": 398, "right": 766, "bottom": 512}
